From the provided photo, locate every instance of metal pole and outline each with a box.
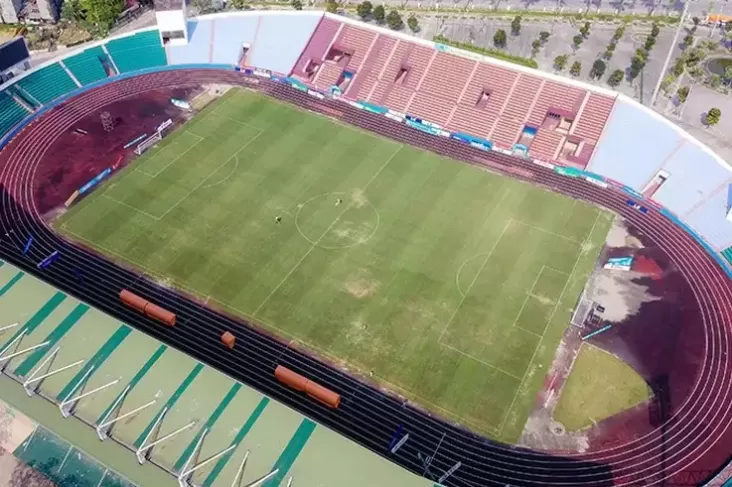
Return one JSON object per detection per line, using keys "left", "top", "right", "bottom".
{"left": 651, "top": 0, "right": 691, "bottom": 106}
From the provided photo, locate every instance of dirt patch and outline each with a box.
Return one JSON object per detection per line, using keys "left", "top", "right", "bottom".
{"left": 0, "top": 401, "right": 35, "bottom": 453}
{"left": 605, "top": 218, "right": 643, "bottom": 248}
{"left": 344, "top": 276, "right": 380, "bottom": 299}
{"left": 350, "top": 189, "right": 368, "bottom": 208}
{"left": 531, "top": 294, "right": 555, "bottom": 306}
{"left": 588, "top": 271, "right": 661, "bottom": 323}
{"left": 0, "top": 450, "right": 55, "bottom": 487}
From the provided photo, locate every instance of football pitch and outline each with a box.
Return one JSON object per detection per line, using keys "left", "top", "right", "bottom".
{"left": 58, "top": 88, "right": 613, "bottom": 442}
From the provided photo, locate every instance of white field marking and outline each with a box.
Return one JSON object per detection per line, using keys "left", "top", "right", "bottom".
{"left": 440, "top": 342, "right": 522, "bottom": 381}
{"left": 251, "top": 145, "right": 404, "bottom": 318}
{"left": 22, "top": 425, "right": 38, "bottom": 451}
{"left": 136, "top": 132, "right": 204, "bottom": 178}
{"left": 438, "top": 220, "right": 512, "bottom": 345}
{"left": 211, "top": 296, "right": 503, "bottom": 436}
{"left": 200, "top": 155, "right": 240, "bottom": 190}
{"left": 57, "top": 445, "right": 73, "bottom": 473}
{"left": 454, "top": 253, "right": 488, "bottom": 299}
{"left": 101, "top": 194, "right": 161, "bottom": 220}
{"left": 221, "top": 115, "right": 266, "bottom": 132}
{"left": 61, "top": 228, "right": 202, "bottom": 298}
{"left": 511, "top": 266, "right": 547, "bottom": 338}
{"left": 510, "top": 219, "right": 583, "bottom": 245}
{"left": 155, "top": 130, "right": 264, "bottom": 221}
{"left": 498, "top": 211, "right": 602, "bottom": 436}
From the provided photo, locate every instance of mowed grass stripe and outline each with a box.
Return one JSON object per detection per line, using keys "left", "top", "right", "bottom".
{"left": 58, "top": 89, "right": 610, "bottom": 442}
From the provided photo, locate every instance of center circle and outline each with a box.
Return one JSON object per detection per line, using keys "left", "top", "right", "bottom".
{"left": 295, "top": 191, "right": 380, "bottom": 250}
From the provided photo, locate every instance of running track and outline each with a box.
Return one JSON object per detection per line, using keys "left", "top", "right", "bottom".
{"left": 0, "top": 69, "right": 730, "bottom": 487}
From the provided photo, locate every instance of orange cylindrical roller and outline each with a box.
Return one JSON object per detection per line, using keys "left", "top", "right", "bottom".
{"left": 221, "top": 331, "right": 235, "bottom": 349}
{"left": 274, "top": 366, "right": 308, "bottom": 392}
{"left": 120, "top": 289, "right": 148, "bottom": 312}
{"left": 143, "top": 302, "right": 176, "bottom": 326}
{"left": 305, "top": 381, "right": 341, "bottom": 409}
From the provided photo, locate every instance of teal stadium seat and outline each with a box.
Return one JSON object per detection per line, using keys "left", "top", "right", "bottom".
{"left": 722, "top": 246, "right": 732, "bottom": 266}
{"left": 0, "top": 92, "right": 28, "bottom": 137}
{"left": 63, "top": 46, "right": 110, "bottom": 85}
{"left": 16, "top": 64, "right": 78, "bottom": 105}
{"left": 105, "top": 30, "right": 167, "bottom": 74}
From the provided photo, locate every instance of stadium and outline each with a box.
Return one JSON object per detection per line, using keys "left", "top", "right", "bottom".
{"left": 0, "top": 5, "right": 730, "bottom": 487}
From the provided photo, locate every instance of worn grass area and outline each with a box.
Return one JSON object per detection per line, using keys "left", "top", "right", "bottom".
{"left": 57, "top": 88, "right": 611, "bottom": 442}
{"left": 553, "top": 344, "right": 653, "bottom": 432}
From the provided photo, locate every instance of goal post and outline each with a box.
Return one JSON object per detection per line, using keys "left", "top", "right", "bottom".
{"left": 134, "top": 118, "right": 173, "bottom": 156}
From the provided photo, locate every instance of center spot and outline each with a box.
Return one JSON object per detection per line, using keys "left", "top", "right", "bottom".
{"left": 296, "top": 191, "right": 379, "bottom": 249}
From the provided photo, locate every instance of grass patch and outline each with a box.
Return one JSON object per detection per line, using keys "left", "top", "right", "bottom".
{"left": 553, "top": 343, "right": 653, "bottom": 431}
{"left": 433, "top": 35, "right": 538, "bottom": 69}
{"left": 57, "top": 88, "right": 610, "bottom": 442}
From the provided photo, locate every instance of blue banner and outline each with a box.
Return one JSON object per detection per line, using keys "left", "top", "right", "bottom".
{"left": 357, "top": 100, "right": 388, "bottom": 115}
{"left": 284, "top": 77, "right": 308, "bottom": 92}
{"left": 79, "top": 168, "right": 112, "bottom": 195}
{"left": 405, "top": 119, "right": 441, "bottom": 136}
{"left": 450, "top": 132, "right": 493, "bottom": 151}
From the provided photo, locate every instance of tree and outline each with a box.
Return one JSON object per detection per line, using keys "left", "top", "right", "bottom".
{"left": 603, "top": 42, "right": 616, "bottom": 60}
{"left": 607, "top": 69, "right": 624, "bottom": 87}
{"left": 386, "top": 10, "right": 403, "bottom": 30}
{"left": 692, "top": 16, "right": 700, "bottom": 26}
{"left": 372, "top": 4, "right": 385, "bottom": 23}
{"left": 644, "top": 35, "right": 656, "bottom": 51}
{"left": 539, "top": 31, "right": 551, "bottom": 43}
{"left": 579, "top": 21, "right": 591, "bottom": 38}
{"left": 590, "top": 59, "right": 606, "bottom": 79}
{"left": 291, "top": 0, "right": 302, "bottom": 9}
{"left": 325, "top": 0, "right": 339, "bottom": 13}
{"left": 229, "top": 0, "right": 246, "bottom": 9}
{"left": 705, "top": 107, "right": 721, "bottom": 127}
{"left": 673, "top": 57, "right": 686, "bottom": 76}
{"left": 511, "top": 15, "right": 522, "bottom": 36}
{"left": 494, "top": 29, "right": 507, "bottom": 48}
{"left": 407, "top": 15, "right": 419, "bottom": 32}
{"left": 79, "top": 0, "right": 124, "bottom": 31}
{"left": 61, "top": 0, "right": 83, "bottom": 21}
{"left": 726, "top": 21, "right": 732, "bottom": 32}
{"left": 570, "top": 61, "right": 582, "bottom": 77}
{"left": 572, "top": 34, "right": 584, "bottom": 52}
{"left": 710, "top": 74, "right": 722, "bottom": 88}
{"left": 725, "top": 66, "right": 732, "bottom": 85}
{"left": 613, "top": 25, "right": 625, "bottom": 41}
{"left": 660, "top": 74, "right": 676, "bottom": 93}
{"left": 650, "top": 22, "right": 660, "bottom": 38}
{"left": 683, "top": 34, "right": 694, "bottom": 47}
{"left": 531, "top": 39, "right": 541, "bottom": 57}
{"left": 356, "top": 0, "right": 372, "bottom": 19}
{"left": 677, "top": 85, "right": 689, "bottom": 102}
{"left": 554, "top": 54, "right": 569, "bottom": 71}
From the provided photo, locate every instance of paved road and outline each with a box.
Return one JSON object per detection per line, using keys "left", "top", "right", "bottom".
{"left": 343, "top": 0, "right": 727, "bottom": 18}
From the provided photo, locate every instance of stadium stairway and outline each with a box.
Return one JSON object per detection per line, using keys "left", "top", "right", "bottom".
{"left": 15, "top": 63, "right": 79, "bottom": 105}
{"left": 105, "top": 30, "right": 167, "bottom": 74}
{"left": 62, "top": 46, "right": 112, "bottom": 86}
{"left": 0, "top": 92, "right": 28, "bottom": 135}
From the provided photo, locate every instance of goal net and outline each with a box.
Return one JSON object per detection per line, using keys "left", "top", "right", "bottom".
{"left": 134, "top": 132, "right": 161, "bottom": 155}
{"left": 134, "top": 119, "right": 173, "bottom": 155}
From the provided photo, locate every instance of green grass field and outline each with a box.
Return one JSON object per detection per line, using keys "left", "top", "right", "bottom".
{"left": 553, "top": 344, "right": 652, "bottom": 431}
{"left": 58, "top": 88, "right": 613, "bottom": 442}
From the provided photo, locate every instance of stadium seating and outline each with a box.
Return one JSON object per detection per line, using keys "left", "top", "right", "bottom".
{"left": 16, "top": 63, "right": 78, "bottom": 105}
{"left": 62, "top": 46, "right": 111, "bottom": 86}
{"left": 0, "top": 92, "right": 27, "bottom": 136}
{"left": 0, "top": 12, "right": 729, "bottom": 258}
{"left": 105, "top": 30, "right": 167, "bottom": 73}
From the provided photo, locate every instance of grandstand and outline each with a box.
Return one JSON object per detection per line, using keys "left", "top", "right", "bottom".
{"left": 0, "top": 7, "right": 729, "bottom": 487}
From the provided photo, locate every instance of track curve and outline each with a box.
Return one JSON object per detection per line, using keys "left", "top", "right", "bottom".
{"left": 0, "top": 68, "right": 730, "bottom": 487}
